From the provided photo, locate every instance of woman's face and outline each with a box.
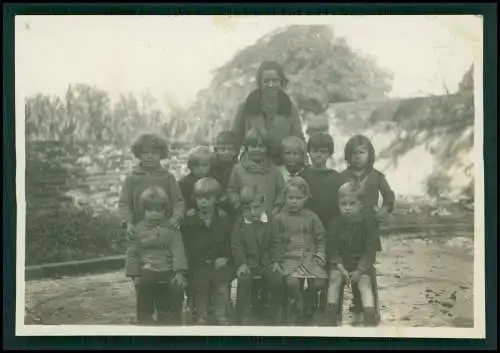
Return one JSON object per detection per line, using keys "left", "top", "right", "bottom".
{"left": 260, "top": 69, "right": 282, "bottom": 96}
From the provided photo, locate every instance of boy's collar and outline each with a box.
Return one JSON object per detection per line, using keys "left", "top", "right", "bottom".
{"left": 244, "top": 212, "right": 268, "bottom": 224}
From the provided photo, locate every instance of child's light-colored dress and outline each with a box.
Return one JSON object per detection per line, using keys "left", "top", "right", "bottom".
{"left": 271, "top": 208, "right": 327, "bottom": 279}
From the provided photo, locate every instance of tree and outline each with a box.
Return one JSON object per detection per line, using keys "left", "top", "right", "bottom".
{"left": 180, "top": 25, "right": 393, "bottom": 141}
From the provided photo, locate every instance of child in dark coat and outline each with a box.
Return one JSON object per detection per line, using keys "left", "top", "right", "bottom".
{"left": 339, "top": 134, "right": 395, "bottom": 225}
{"left": 231, "top": 185, "right": 283, "bottom": 325}
{"left": 125, "top": 186, "right": 188, "bottom": 325}
{"left": 210, "top": 131, "right": 241, "bottom": 218}
{"left": 118, "top": 133, "right": 185, "bottom": 233}
{"left": 179, "top": 146, "right": 213, "bottom": 212}
{"left": 180, "top": 177, "right": 234, "bottom": 325}
{"left": 301, "top": 132, "right": 341, "bottom": 229}
{"left": 326, "top": 181, "right": 380, "bottom": 327}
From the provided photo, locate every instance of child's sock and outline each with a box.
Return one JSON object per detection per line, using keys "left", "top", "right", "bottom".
{"left": 363, "top": 307, "right": 378, "bottom": 326}
{"left": 325, "top": 303, "right": 339, "bottom": 326}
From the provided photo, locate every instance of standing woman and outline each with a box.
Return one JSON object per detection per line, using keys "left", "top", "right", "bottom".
{"left": 232, "top": 61, "right": 305, "bottom": 167}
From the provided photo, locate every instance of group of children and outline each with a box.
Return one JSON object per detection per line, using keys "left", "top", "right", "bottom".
{"left": 119, "top": 128, "right": 395, "bottom": 327}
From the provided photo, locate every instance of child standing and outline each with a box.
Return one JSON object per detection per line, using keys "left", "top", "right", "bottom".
{"left": 180, "top": 177, "right": 234, "bottom": 325}
{"left": 340, "top": 135, "right": 395, "bottom": 224}
{"left": 325, "top": 182, "right": 380, "bottom": 327}
{"left": 227, "top": 129, "right": 285, "bottom": 216}
{"left": 231, "top": 185, "right": 284, "bottom": 325}
{"left": 125, "top": 186, "right": 188, "bottom": 325}
{"left": 270, "top": 177, "right": 328, "bottom": 325}
{"left": 179, "top": 146, "right": 213, "bottom": 213}
{"left": 210, "top": 131, "right": 241, "bottom": 217}
{"left": 118, "top": 133, "right": 185, "bottom": 233}
{"left": 280, "top": 136, "right": 308, "bottom": 181}
{"left": 301, "top": 132, "right": 341, "bottom": 229}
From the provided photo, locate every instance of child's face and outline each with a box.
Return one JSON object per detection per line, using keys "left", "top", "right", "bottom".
{"left": 351, "top": 145, "right": 370, "bottom": 169}
{"left": 285, "top": 186, "right": 307, "bottom": 214}
{"left": 247, "top": 143, "right": 267, "bottom": 163}
{"left": 216, "top": 144, "right": 239, "bottom": 163}
{"left": 283, "top": 146, "right": 303, "bottom": 170}
{"left": 144, "top": 205, "right": 166, "bottom": 223}
{"left": 242, "top": 197, "right": 265, "bottom": 222}
{"left": 339, "top": 195, "right": 362, "bottom": 221}
{"left": 309, "top": 147, "right": 331, "bottom": 168}
{"left": 195, "top": 194, "right": 217, "bottom": 213}
{"left": 140, "top": 148, "right": 161, "bottom": 169}
{"left": 192, "top": 160, "right": 211, "bottom": 178}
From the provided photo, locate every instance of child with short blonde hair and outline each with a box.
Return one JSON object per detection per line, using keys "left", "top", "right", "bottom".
{"left": 326, "top": 181, "right": 380, "bottom": 326}
{"left": 125, "top": 186, "right": 188, "bottom": 325}
{"left": 180, "top": 177, "right": 234, "bottom": 325}
{"left": 270, "top": 176, "right": 328, "bottom": 325}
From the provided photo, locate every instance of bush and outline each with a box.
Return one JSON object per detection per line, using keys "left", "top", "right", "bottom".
{"left": 25, "top": 203, "right": 125, "bottom": 266}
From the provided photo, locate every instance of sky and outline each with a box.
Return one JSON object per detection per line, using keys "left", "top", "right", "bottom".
{"left": 16, "top": 15, "right": 482, "bottom": 108}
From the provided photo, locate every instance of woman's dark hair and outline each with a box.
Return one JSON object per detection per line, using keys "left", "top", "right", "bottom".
{"left": 255, "top": 61, "right": 289, "bottom": 90}
{"left": 131, "top": 133, "right": 169, "bottom": 160}
{"left": 307, "top": 133, "right": 334, "bottom": 156}
{"left": 344, "top": 135, "right": 376, "bottom": 168}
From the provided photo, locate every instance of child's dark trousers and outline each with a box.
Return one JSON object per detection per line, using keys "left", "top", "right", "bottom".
{"left": 134, "top": 270, "right": 184, "bottom": 324}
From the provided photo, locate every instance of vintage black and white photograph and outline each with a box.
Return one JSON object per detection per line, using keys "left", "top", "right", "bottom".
{"left": 16, "top": 14, "right": 484, "bottom": 338}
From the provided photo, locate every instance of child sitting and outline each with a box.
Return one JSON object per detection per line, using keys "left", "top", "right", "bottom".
{"left": 210, "top": 131, "right": 241, "bottom": 218}
{"left": 180, "top": 177, "right": 234, "bottom": 325}
{"left": 118, "top": 132, "right": 185, "bottom": 233}
{"left": 325, "top": 181, "right": 380, "bottom": 327}
{"left": 125, "top": 186, "right": 188, "bottom": 325}
{"left": 179, "top": 146, "right": 213, "bottom": 213}
{"left": 270, "top": 176, "right": 327, "bottom": 325}
{"left": 231, "top": 185, "right": 283, "bottom": 325}
{"left": 227, "top": 128, "right": 285, "bottom": 217}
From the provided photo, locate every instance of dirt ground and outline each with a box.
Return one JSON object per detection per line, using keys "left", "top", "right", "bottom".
{"left": 24, "top": 233, "right": 474, "bottom": 328}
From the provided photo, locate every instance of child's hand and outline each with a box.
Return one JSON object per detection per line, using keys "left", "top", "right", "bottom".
{"left": 186, "top": 208, "right": 197, "bottom": 217}
{"left": 172, "top": 272, "right": 187, "bottom": 288}
{"left": 350, "top": 270, "right": 362, "bottom": 284}
{"left": 167, "top": 217, "right": 180, "bottom": 230}
{"left": 375, "top": 206, "right": 389, "bottom": 222}
{"left": 131, "top": 276, "right": 140, "bottom": 286}
{"left": 236, "top": 264, "right": 250, "bottom": 277}
{"left": 313, "top": 255, "right": 325, "bottom": 267}
{"left": 126, "top": 223, "right": 136, "bottom": 239}
{"left": 337, "top": 264, "right": 351, "bottom": 285}
{"left": 214, "top": 257, "right": 228, "bottom": 269}
{"left": 272, "top": 262, "right": 284, "bottom": 275}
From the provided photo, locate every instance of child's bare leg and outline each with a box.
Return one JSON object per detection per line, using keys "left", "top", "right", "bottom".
{"left": 285, "top": 277, "right": 303, "bottom": 324}
{"left": 305, "top": 278, "right": 326, "bottom": 325}
{"left": 358, "top": 274, "right": 377, "bottom": 326}
{"left": 326, "top": 270, "right": 343, "bottom": 326}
